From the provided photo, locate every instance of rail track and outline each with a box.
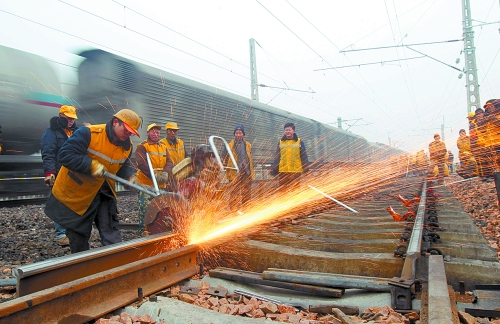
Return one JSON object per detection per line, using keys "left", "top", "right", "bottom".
{"left": 0, "top": 176, "right": 499, "bottom": 323}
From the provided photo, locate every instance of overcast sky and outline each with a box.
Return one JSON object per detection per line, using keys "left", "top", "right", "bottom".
{"left": 1, "top": 0, "right": 499, "bottom": 155}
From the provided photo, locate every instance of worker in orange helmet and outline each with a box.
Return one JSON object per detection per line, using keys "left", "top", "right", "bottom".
{"left": 40, "top": 105, "right": 80, "bottom": 246}
{"left": 44, "top": 109, "right": 141, "bottom": 253}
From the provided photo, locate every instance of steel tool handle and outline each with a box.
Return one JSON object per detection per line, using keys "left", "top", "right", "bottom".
{"left": 103, "top": 171, "right": 159, "bottom": 197}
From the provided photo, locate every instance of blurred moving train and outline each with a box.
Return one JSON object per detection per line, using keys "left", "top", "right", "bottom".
{"left": 0, "top": 44, "right": 403, "bottom": 201}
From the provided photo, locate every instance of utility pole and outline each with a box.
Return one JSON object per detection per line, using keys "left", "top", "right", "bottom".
{"left": 462, "top": 0, "right": 481, "bottom": 113}
{"left": 249, "top": 38, "right": 259, "bottom": 101}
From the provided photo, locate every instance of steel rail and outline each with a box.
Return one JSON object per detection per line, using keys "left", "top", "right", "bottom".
{"left": 0, "top": 244, "right": 199, "bottom": 324}
{"left": 401, "top": 180, "right": 427, "bottom": 280}
{"left": 14, "top": 232, "right": 182, "bottom": 296}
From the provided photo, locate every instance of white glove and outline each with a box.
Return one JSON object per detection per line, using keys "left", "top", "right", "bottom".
{"left": 154, "top": 172, "right": 169, "bottom": 184}
{"left": 90, "top": 160, "right": 107, "bottom": 178}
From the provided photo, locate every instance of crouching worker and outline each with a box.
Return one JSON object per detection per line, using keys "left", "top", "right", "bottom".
{"left": 456, "top": 151, "right": 479, "bottom": 179}
{"left": 44, "top": 109, "right": 141, "bottom": 253}
{"left": 135, "top": 123, "right": 173, "bottom": 234}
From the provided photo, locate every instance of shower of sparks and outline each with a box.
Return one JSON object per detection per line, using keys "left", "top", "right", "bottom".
{"left": 185, "top": 156, "right": 401, "bottom": 246}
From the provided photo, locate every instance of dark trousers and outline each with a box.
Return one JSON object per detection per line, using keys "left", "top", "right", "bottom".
{"left": 229, "top": 172, "right": 252, "bottom": 209}
{"left": 66, "top": 194, "right": 122, "bottom": 253}
{"left": 278, "top": 173, "right": 302, "bottom": 194}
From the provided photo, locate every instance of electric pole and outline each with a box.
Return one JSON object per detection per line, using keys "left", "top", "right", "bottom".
{"left": 249, "top": 38, "right": 259, "bottom": 101}
{"left": 462, "top": 0, "right": 481, "bottom": 113}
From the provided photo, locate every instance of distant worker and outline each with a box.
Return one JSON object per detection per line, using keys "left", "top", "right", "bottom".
{"left": 415, "top": 149, "right": 428, "bottom": 176}
{"left": 44, "top": 109, "right": 141, "bottom": 253}
{"left": 456, "top": 129, "right": 471, "bottom": 167}
{"left": 271, "top": 122, "right": 309, "bottom": 193}
{"left": 473, "top": 108, "right": 494, "bottom": 181}
{"left": 483, "top": 99, "right": 500, "bottom": 174}
{"left": 160, "top": 122, "right": 188, "bottom": 191}
{"left": 40, "top": 105, "right": 80, "bottom": 246}
{"left": 456, "top": 151, "right": 478, "bottom": 179}
{"left": 222, "top": 125, "right": 255, "bottom": 209}
{"left": 135, "top": 123, "right": 173, "bottom": 233}
{"left": 428, "top": 133, "right": 447, "bottom": 184}
{"left": 447, "top": 150, "right": 454, "bottom": 173}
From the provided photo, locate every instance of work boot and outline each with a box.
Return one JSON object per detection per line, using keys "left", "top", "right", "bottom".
{"left": 56, "top": 236, "right": 70, "bottom": 246}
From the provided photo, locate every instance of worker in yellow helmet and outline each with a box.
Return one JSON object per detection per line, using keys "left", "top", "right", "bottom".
{"left": 160, "top": 122, "right": 188, "bottom": 165}
{"left": 44, "top": 109, "right": 141, "bottom": 253}
{"left": 160, "top": 122, "right": 188, "bottom": 191}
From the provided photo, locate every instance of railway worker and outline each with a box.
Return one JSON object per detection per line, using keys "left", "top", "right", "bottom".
{"left": 271, "top": 122, "right": 309, "bottom": 193}
{"left": 456, "top": 151, "right": 479, "bottom": 179}
{"left": 415, "top": 149, "right": 428, "bottom": 176}
{"left": 44, "top": 109, "right": 141, "bottom": 253}
{"left": 222, "top": 125, "right": 255, "bottom": 209}
{"left": 428, "top": 133, "right": 447, "bottom": 184}
{"left": 447, "top": 150, "right": 454, "bottom": 173}
{"left": 483, "top": 99, "right": 500, "bottom": 172}
{"left": 474, "top": 108, "right": 495, "bottom": 181}
{"left": 40, "top": 105, "right": 80, "bottom": 246}
{"left": 135, "top": 123, "right": 173, "bottom": 233}
{"left": 457, "top": 129, "right": 471, "bottom": 167}
{"left": 160, "top": 122, "right": 188, "bottom": 191}
{"left": 160, "top": 122, "right": 188, "bottom": 165}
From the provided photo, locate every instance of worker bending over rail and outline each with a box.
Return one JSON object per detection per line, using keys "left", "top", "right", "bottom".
{"left": 44, "top": 109, "right": 141, "bottom": 253}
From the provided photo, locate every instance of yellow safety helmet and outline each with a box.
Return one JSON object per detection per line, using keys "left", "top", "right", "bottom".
{"left": 113, "top": 109, "right": 142, "bottom": 137}
{"left": 467, "top": 111, "right": 475, "bottom": 118}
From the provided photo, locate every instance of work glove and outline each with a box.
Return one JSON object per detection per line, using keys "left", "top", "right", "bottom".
{"left": 44, "top": 172, "right": 56, "bottom": 187}
{"left": 90, "top": 159, "right": 107, "bottom": 178}
{"left": 124, "top": 174, "right": 137, "bottom": 191}
{"left": 154, "top": 172, "right": 169, "bottom": 184}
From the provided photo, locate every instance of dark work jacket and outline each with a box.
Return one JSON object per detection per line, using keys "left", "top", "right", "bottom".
{"left": 44, "top": 120, "right": 134, "bottom": 235}
{"left": 40, "top": 116, "right": 78, "bottom": 175}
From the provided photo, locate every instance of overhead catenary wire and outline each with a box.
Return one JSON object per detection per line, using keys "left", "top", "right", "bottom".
{"left": 256, "top": 0, "right": 411, "bottom": 133}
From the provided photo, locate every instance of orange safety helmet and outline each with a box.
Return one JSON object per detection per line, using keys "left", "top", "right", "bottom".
{"left": 113, "top": 109, "right": 142, "bottom": 137}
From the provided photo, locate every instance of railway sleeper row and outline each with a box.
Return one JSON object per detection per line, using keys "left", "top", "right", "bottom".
{"left": 1, "top": 177, "right": 500, "bottom": 322}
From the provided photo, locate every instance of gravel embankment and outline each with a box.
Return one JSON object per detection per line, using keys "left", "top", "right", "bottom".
{"left": 0, "top": 194, "right": 140, "bottom": 282}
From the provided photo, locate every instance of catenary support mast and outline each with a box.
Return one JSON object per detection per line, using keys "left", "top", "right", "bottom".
{"left": 462, "top": 0, "right": 481, "bottom": 113}
{"left": 250, "top": 38, "right": 259, "bottom": 101}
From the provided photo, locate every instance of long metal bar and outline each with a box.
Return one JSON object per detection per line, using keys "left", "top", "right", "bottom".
{"left": 208, "top": 135, "right": 239, "bottom": 173}
{"left": 103, "top": 171, "right": 161, "bottom": 197}
{"left": 262, "top": 269, "right": 391, "bottom": 292}
{"left": 0, "top": 244, "right": 199, "bottom": 324}
{"left": 15, "top": 232, "right": 180, "bottom": 296}
{"left": 209, "top": 267, "right": 344, "bottom": 297}
{"left": 146, "top": 152, "right": 160, "bottom": 196}
{"left": 401, "top": 180, "right": 427, "bottom": 280}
